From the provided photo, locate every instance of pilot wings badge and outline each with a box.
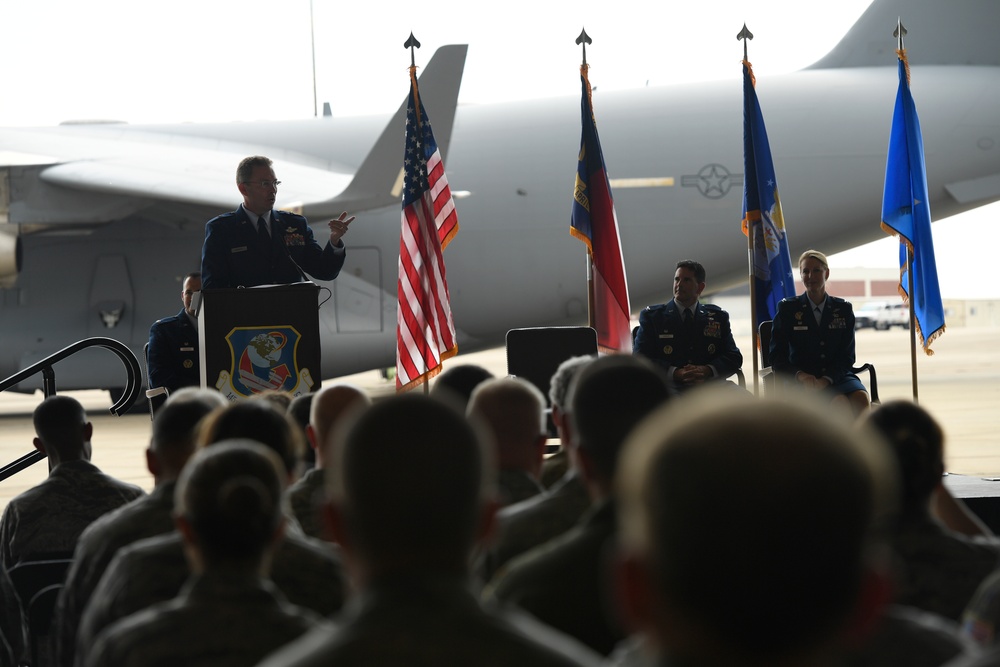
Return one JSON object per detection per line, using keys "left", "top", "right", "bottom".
{"left": 215, "top": 326, "right": 314, "bottom": 399}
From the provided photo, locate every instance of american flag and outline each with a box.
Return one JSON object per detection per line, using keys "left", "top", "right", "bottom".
{"left": 396, "top": 67, "right": 458, "bottom": 391}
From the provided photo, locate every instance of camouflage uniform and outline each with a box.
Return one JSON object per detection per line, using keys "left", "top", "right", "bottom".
{"left": 83, "top": 571, "right": 326, "bottom": 667}
{"left": 54, "top": 481, "right": 178, "bottom": 667}
{"left": 838, "top": 604, "right": 975, "bottom": 667}
{"left": 256, "top": 574, "right": 601, "bottom": 667}
{"left": 891, "top": 514, "right": 1000, "bottom": 621}
{"left": 77, "top": 530, "right": 345, "bottom": 660}
{"left": 540, "top": 449, "right": 569, "bottom": 489}
{"left": 485, "top": 499, "right": 623, "bottom": 656}
{"left": 498, "top": 469, "right": 545, "bottom": 508}
{"left": 0, "top": 459, "right": 145, "bottom": 569}
{"left": 286, "top": 468, "right": 326, "bottom": 541}
{"left": 478, "top": 472, "right": 591, "bottom": 582}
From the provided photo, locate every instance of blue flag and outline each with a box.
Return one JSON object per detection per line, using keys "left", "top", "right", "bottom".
{"left": 881, "top": 54, "right": 945, "bottom": 354}
{"left": 740, "top": 61, "right": 795, "bottom": 333}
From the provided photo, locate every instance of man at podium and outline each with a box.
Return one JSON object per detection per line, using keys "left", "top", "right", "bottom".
{"left": 201, "top": 155, "right": 354, "bottom": 289}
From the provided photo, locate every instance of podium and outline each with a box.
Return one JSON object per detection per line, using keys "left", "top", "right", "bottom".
{"left": 199, "top": 283, "right": 321, "bottom": 400}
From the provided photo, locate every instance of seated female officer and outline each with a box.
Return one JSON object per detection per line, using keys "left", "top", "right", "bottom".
{"left": 769, "top": 249, "right": 870, "bottom": 415}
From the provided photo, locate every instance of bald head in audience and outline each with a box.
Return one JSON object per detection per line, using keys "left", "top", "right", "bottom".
{"left": 469, "top": 378, "right": 547, "bottom": 474}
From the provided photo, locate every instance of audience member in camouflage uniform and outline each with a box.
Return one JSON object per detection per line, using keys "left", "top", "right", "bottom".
{"left": 477, "top": 355, "right": 594, "bottom": 582}
{"left": 54, "top": 390, "right": 225, "bottom": 667}
{"left": 614, "top": 394, "right": 896, "bottom": 666}
{"left": 0, "top": 396, "right": 145, "bottom": 570}
{"left": 287, "top": 383, "right": 370, "bottom": 541}
{"left": 485, "top": 356, "right": 671, "bottom": 656}
{"left": 863, "top": 400, "right": 1000, "bottom": 621}
{"left": 540, "top": 356, "right": 594, "bottom": 487}
{"left": 83, "top": 441, "right": 328, "bottom": 667}
{"left": 76, "top": 400, "right": 346, "bottom": 658}
{"left": 468, "top": 378, "right": 547, "bottom": 507}
{"left": 257, "top": 394, "right": 602, "bottom": 667}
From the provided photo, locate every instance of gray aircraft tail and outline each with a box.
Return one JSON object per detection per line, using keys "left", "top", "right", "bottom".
{"left": 328, "top": 44, "right": 467, "bottom": 213}
{"left": 808, "top": 0, "right": 1000, "bottom": 69}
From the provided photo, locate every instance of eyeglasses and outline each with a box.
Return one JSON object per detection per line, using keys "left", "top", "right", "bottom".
{"left": 243, "top": 180, "right": 281, "bottom": 189}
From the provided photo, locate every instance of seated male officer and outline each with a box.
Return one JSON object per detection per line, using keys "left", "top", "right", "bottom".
{"left": 633, "top": 259, "right": 742, "bottom": 393}
{"left": 147, "top": 272, "right": 201, "bottom": 394}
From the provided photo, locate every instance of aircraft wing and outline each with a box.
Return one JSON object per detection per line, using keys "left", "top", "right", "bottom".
{"left": 37, "top": 148, "right": 353, "bottom": 211}
{"left": 2, "top": 44, "right": 468, "bottom": 226}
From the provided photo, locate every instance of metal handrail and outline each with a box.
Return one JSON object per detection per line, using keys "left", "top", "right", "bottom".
{"left": 0, "top": 337, "right": 142, "bottom": 483}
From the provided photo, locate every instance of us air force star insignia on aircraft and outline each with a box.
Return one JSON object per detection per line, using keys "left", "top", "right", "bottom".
{"left": 680, "top": 164, "right": 742, "bottom": 200}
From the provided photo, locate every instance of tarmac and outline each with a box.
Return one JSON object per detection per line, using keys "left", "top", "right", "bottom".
{"left": 2, "top": 323, "right": 999, "bottom": 511}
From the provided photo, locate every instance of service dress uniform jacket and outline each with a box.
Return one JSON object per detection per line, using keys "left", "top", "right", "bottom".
{"left": 770, "top": 294, "right": 864, "bottom": 394}
{"left": 201, "top": 207, "right": 345, "bottom": 289}
{"left": 147, "top": 310, "right": 199, "bottom": 392}
{"left": 633, "top": 301, "right": 743, "bottom": 386}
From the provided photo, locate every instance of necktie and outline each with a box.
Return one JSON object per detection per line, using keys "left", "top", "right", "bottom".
{"left": 257, "top": 216, "right": 270, "bottom": 247}
{"left": 683, "top": 309, "right": 694, "bottom": 330}
{"left": 814, "top": 306, "right": 823, "bottom": 325}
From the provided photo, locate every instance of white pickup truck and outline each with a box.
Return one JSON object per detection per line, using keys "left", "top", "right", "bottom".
{"left": 855, "top": 301, "right": 909, "bottom": 330}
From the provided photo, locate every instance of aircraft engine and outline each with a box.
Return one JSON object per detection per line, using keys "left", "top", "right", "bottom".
{"left": 0, "top": 232, "right": 21, "bottom": 288}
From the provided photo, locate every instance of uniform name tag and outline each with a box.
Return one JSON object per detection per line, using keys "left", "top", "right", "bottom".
{"left": 793, "top": 325, "right": 809, "bottom": 331}
{"left": 180, "top": 347, "right": 194, "bottom": 352}
{"left": 659, "top": 334, "right": 674, "bottom": 339}
{"left": 231, "top": 246, "right": 248, "bottom": 253}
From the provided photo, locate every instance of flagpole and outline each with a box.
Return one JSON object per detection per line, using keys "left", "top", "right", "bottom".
{"left": 747, "top": 227, "right": 760, "bottom": 395}
{"left": 907, "top": 247, "right": 918, "bottom": 401}
{"left": 738, "top": 24, "right": 760, "bottom": 396}
{"left": 576, "top": 29, "right": 597, "bottom": 337}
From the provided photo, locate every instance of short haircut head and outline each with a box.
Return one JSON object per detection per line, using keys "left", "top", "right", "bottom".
{"left": 175, "top": 440, "right": 284, "bottom": 566}
{"left": 236, "top": 155, "right": 272, "bottom": 184}
{"left": 567, "top": 355, "right": 670, "bottom": 482}
{"left": 328, "top": 393, "right": 494, "bottom": 569}
{"left": 676, "top": 260, "right": 706, "bottom": 284}
{"left": 548, "top": 355, "right": 595, "bottom": 410}
{"left": 617, "top": 394, "right": 895, "bottom": 659}
{"left": 309, "top": 383, "right": 370, "bottom": 448}
{"left": 33, "top": 395, "right": 88, "bottom": 456}
{"left": 862, "top": 400, "right": 944, "bottom": 512}
{"left": 798, "top": 249, "right": 829, "bottom": 270}
{"left": 196, "top": 399, "right": 304, "bottom": 478}
{"left": 150, "top": 395, "right": 220, "bottom": 476}
{"left": 430, "top": 364, "right": 495, "bottom": 411}
{"left": 467, "top": 378, "right": 545, "bottom": 466}
{"left": 184, "top": 271, "right": 201, "bottom": 282}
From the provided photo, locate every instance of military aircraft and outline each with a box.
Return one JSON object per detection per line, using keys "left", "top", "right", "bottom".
{"left": 0, "top": 0, "right": 998, "bottom": 395}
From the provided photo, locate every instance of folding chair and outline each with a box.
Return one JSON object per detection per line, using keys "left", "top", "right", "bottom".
{"left": 7, "top": 554, "right": 74, "bottom": 666}
{"left": 143, "top": 342, "right": 169, "bottom": 419}
{"left": 506, "top": 327, "right": 599, "bottom": 435}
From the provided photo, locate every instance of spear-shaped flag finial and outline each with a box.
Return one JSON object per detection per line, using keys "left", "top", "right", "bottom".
{"left": 737, "top": 24, "right": 754, "bottom": 62}
{"left": 893, "top": 18, "right": 907, "bottom": 51}
{"left": 404, "top": 32, "right": 421, "bottom": 68}
{"left": 576, "top": 28, "right": 592, "bottom": 66}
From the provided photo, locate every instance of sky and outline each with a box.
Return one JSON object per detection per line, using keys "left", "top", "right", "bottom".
{"left": 1, "top": 0, "right": 996, "bottom": 297}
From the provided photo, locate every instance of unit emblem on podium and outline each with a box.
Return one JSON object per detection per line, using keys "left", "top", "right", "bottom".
{"left": 215, "top": 326, "right": 315, "bottom": 399}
